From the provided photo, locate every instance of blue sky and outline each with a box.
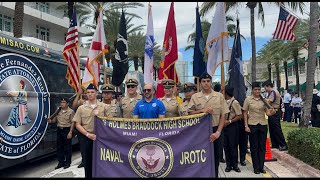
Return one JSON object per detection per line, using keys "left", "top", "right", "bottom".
{"left": 125, "top": 2, "right": 309, "bottom": 83}
{"left": 180, "top": 36, "right": 272, "bottom": 82}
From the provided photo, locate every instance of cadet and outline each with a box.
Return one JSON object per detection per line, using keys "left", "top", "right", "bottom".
{"left": 71, "top": 87, "right": 87, "bottom": 168}
{"left": 263, "top": 80, "right": 288, "bottom": 151}
{"left": 243, "top": 82, "right": 275, "bottom": 174}
{"left": 48, "top": 97, "right": 75, "bottom": 169}
{"left": 133, "top": 84, "right": 166, "bottom": 119}
{"left": 188, "top": 72, "right": 229, "bottom": 178}
{"left": 72, "top": 84, "right": 107, "bottom": 178}
{"left": 174, "top": 82, "right": 183, "bottom": 105}
{"left": 100, "top": 83, "right": 120, "bottom": 117}
{"left": 179, "top": 82, "right": 197, "bottom": 116}
{"left": 121, "top": 78, "right": 142, "bottom": 118}
{"left": 223, "top": 85, "right": 242, "bottom": 173}
{"left": 159, "top": 79, "right": 179, "bottom": 117}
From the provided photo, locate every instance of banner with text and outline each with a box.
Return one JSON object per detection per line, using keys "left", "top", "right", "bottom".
{"left": 92, "top": 113, "right": 215, "bottom": 178}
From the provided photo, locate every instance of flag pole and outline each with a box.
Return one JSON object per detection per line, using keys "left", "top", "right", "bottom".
{"left": 197, "top": 77, "right": 200, "bottom": 92}
{"left": 220, "top": 2, "right": 226, "bottom": 95}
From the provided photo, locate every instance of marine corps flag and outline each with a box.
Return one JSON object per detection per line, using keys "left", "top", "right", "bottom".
{"left": 112, "top": 10, "right": 129, "bottom": 87}
{"left": 156, "top": 2, "right": 179, "bottom": 98}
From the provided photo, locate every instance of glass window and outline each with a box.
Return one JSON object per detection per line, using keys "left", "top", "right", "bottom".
{"left": 36, "top": 2, "right": 49, "bottom": 13}
{"left": 288, "top": 67, "right": 292, "bottom": 76}
{"left": 299, "top": 62, "right": 305, "bottom": 74}
{"left": 292, "top": 65, "right": 296, "bottom": 76}
{"left": 2, "top": 15, "right": 12, "bottom": 32}
{"left": 0, "top": 14, "right": 2, "bottom": 31}
{"left": 36, "top": 25, "right": 50, "bottom": 41}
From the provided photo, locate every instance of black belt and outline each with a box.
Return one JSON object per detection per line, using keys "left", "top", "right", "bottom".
{"left": 58, "top": 127, "right": 70, "bottom": 130}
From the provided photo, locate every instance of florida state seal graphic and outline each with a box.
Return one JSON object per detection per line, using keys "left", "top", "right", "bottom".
{"left": 0, "top": 53, "right": 49, "bottom": 159}
{"left": 129, "top": 137, "right": 173, "bottom": 178}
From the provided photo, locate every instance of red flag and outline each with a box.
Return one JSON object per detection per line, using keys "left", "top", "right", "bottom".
{"left": 63, "top": 4, "right": 80, "bottom": 92}
{"left": 156, "top": 2, "right": 179, "bottom": 98}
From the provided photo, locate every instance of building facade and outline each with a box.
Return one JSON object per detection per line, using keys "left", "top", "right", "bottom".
{"left": 0, "top": 2, "right": 90, "bottom": 58}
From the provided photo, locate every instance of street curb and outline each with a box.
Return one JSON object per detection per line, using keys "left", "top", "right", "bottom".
{"left": 271, "top": 148, "right": 320, "bottom": 177}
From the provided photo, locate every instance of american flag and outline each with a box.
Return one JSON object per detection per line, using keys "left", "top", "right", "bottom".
{"left": 273, "top": 6, "right": 298, "bottom": 41}
{"left": 63, "top": 4, "right": 80, "bottom": 92}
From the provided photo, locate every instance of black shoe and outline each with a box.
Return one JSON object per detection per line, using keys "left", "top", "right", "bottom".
{"left": 279, "top": 146, "right": 288, "bottom": 151}
{"left": 260, "top": 169, "right": 266, "bottom": 173}
{"left": 240, "top": 161, "right": 246, "bottom": 166}
{"left": 254, "top": 169, "right": 260, "bottom": 174}
{"left": 63, "top": 164, "right": 70, "bottom": 169}
{"left": 220, "top": 158, "right": 226, "bottom": 163}
{"left": 233, "top": 167, "right": 241, "bottom": 172}
{"left": 225, "top": 167, "right": 231, "bottom": 172}
{"left": 78, "top": 163, "right": 84, "bottom": 168}
{"left": 55, "top": 163, "right": 64, "bottom": 169}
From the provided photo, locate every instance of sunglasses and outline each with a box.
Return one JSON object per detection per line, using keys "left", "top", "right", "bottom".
{"left": 127, "top": 85, "right": 136, "bottom": 89}
{"left": 143, "top": 89, "right": 151, "bottom": 92}
{"left": 201, "top": 80, "right": 211, "bottom": 83}
{"left": 164, "top": 86, "right": 172, "bottom": 89}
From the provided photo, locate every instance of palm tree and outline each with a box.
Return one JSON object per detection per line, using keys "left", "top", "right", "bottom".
{"left": 185, "top": 16, "right": 245, "bottom": 52}
{"left": 302, "top": 2, "right": 319, "bottom": 128}
{"left": 85, "top": 9, "right": 145, "bottom": 67}
{"left": 200, "top": 2, "right": 305, "bottom": 82}
{"left": 56, "top": 2, "right": 144, "bottom": 26}
{"left": 13, "top": 2, "right": 24, "bottom": 38}
{"left": 257, "top": 39, "right": 289, "bottom": 91}
{"left": 279, "top": 19, "right": 309, "bottom": 94}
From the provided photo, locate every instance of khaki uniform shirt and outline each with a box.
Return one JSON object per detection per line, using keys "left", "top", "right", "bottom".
{"left": 104, "top": 99, "right": 120, "bottom": 118}
{"left": 121, "top": 94, "right": 142, "bottom": 118}
{"left": 160, "top": 97, "right": 179, "bottom": 117}
{"left": 72, "top": 101, "right": 106, "bottom": 133}
{"left": 243, "top": 96, "right": 268, "bottom": 125}
{"left": 226, "top": 97, "right": 242, "bottom": 120}
{"left": 188, "top": 91, "right": 229, "bottom": 127}
{"left": 179, "top": 99, "right": 190, "bottom": 116}
{"left": 53, "top": 107, "right": 75, "bottom": 128}
{"left": 266, "top": 89, "right": 281, "bottom": 109}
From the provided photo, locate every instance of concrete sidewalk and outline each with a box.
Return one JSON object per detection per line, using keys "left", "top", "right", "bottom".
{"left": 41, "top": 149, "right": 316, "bottom": 178}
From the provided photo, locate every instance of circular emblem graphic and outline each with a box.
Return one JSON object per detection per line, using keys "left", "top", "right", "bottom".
{"left": 152, "top": 103, "right": 157, "bottom": 107}
{"left": 0, "top": 53, "right": 50, "bottom": 159}
{"left": 128, "top": 137, "right": 173, "bottom": 178}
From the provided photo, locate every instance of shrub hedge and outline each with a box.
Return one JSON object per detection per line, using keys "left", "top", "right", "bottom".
{"left": 287, "top": 127, "right": 320, "bottom": 170}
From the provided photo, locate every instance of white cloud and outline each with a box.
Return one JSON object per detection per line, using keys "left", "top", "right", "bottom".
{"left": 126, "top": 2, "right": 311, "bottom": 50}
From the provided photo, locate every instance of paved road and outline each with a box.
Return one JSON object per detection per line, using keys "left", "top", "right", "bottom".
{"left": 0, "top": 148, "right": 303, "bottom": 178}
{"left": 0, "top": 150, "right": 273, "bottom": 178}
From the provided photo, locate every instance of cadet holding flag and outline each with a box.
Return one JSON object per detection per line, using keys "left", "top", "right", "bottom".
{"left": 243, "top": 82, "right": 275, "bottom": 174}
{"left": 72, "top": 84, "right": 107, "bottom": 178}
{"left": 188, "top": 72, "right": 229, "bottom": 178}
{"left": 100, "top": 84, "right": 120, "bottom": 117}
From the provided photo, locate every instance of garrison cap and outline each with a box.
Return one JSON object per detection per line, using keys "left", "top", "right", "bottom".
{"left": 199, "top": 72, "right": 212, "bottom": 81}
{"left": 101, "top": 83, "right": 115, "bottom": 92}
{"left": 225, "top": 85, "right": 234, "bottom": 97}
{"left": 60, "top": 97, "right": 69, "bottom": 103}
{"left": 125, "top": 78, "right": 138, "bottom": 86}
{"left": 86, "top": 83, "right": 97, "bottom": 91}
{"left": 183, "top": 83, "right": 197, "bottom": 92}
{"left": 176, "top": 82, "right": 182, "bottom": 88}
{"left": 161, "top": 79, "right": 175, "bottom": 88}
{"left": 262, "top": 79, "right": 273, "bottom": 87}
